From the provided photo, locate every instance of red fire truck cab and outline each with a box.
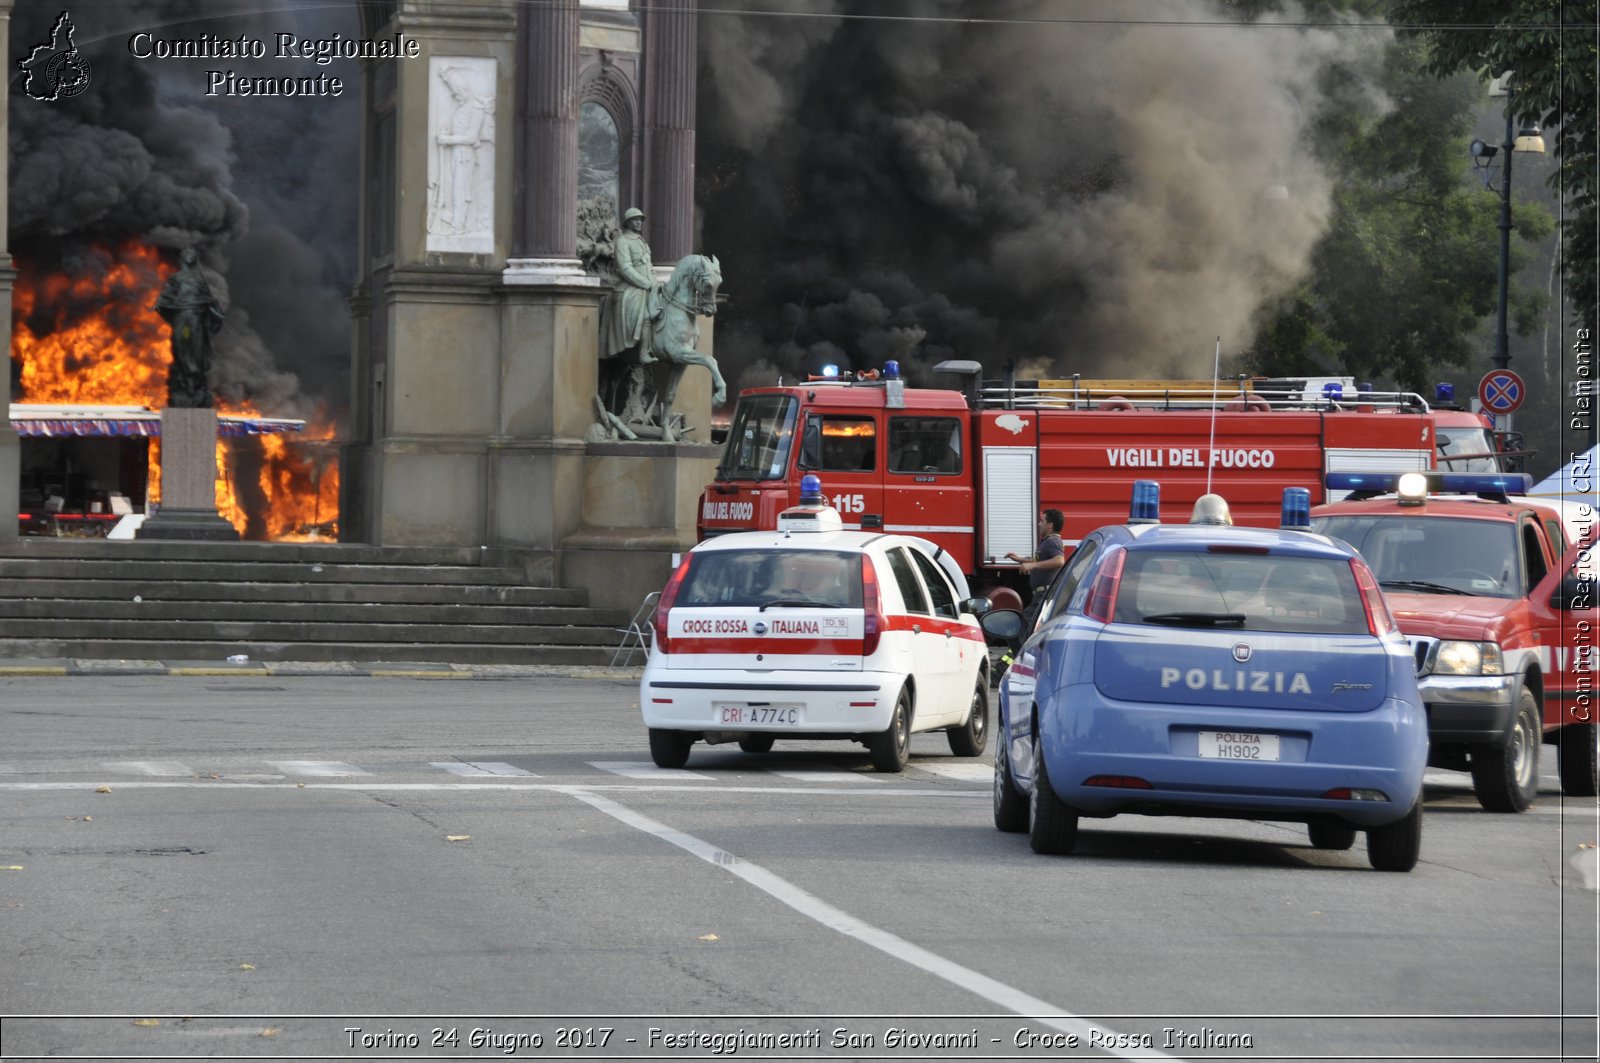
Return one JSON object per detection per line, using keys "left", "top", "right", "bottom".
{"left": 699, "top": 362, "right": 1502, "bottom": 594}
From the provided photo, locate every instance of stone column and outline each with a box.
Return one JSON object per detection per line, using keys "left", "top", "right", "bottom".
{"left": 506, "top": 0, "right": 585, "bottom": 283}
{"left": 0, "top": 0, "right": 19, "bottom": 541}
{"left": 641, "top": 0, "right": 697, "bottom": 263}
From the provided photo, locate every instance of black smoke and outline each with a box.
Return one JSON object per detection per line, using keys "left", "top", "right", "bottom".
{"left": 696, "top": 0, "right": 1386, "bottom": 393}
{"left": 9, "top": 0, "right": 359, "bottom": 420}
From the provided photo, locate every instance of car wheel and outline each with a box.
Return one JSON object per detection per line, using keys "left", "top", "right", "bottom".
{"left": 737, "top": 735, "right": 775, "bottom": 754}
{"left": 993, "top": 727, "right": 1028, "bottom": 833}
{"left": 1028, "top": 747, "right": 1078, "bottom": 855}
{"left": 1559, "top": 723, "right": 1599, "bottom": 797}
{"left": 948, "top": 679, "right": 989, "bottom": 758}
{"left": 1470, "top": 686, "right": 1540, "bottom": 812}
{"left": 1307, "top": 822, "right": 1357, "bottom": 850}
{"left": 1366, "top": 800, "right": 1422, "bottom": 872}
{"left": 648, "top": 728, "right": 693, "bottom": 769}
{"left": 868, "top": 687, "right": 912, "bottom": 773}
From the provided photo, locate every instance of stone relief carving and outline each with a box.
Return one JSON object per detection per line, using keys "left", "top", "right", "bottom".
{"left": 426, "top": 56, "right": 495, "bottom": 254}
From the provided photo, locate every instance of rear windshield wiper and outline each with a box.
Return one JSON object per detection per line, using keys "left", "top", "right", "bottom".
{"left": 759, "top": 598, "right": 847, "bottom": 611}
{"left": 1141, "top": 612, "right": 1247, "bottom": 627}
{"left": 1380, "top": 579, "right": 1461, "bottom": 595}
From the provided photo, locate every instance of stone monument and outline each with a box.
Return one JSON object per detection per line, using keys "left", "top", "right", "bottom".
{"left": 137, "top": 247, "right": 239, "bottom": 541}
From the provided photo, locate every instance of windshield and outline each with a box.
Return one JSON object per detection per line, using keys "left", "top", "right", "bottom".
{"left": 1435, "top": 426, "right": 1502, "bottom": 472}
{"left": 677, "top": 549, "right": 863, "bottom": 608}
{"left": 1313, "top": 514, "right": 1521, "bottom": 598}
{"left": 1113, "top": 549, "right": 1368, "bottom": 634}
{"left": 718, "top": 395, "right": 798, "bottom": 481}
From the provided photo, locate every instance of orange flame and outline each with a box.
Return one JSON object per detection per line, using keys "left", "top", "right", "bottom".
{"left": 11, "top": 242, "right": 339, "bottom": 540}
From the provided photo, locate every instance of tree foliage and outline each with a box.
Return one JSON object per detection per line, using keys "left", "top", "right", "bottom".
{"left": 1387, "top": 0, "right": 1598, "bottom": 332}
{"left": 1246, "top": 36, "right": 1554, "bottom": 389}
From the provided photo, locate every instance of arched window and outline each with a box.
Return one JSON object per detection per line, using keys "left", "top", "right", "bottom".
{"left": 578, "top": 101, "right": 619, "bottom": 222}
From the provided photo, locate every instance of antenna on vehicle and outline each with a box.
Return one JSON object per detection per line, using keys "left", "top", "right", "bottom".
{"left": 1206, "top": 336, "right": 1221, "bottom": 495}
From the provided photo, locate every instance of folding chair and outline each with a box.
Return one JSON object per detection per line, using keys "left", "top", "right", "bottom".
{"left": 611, "top": 590, "right": 661, "bottom": 667}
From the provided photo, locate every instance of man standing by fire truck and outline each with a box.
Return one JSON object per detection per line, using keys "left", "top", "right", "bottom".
{"left": 1007, "top": 508, "right": 1066, "bottom": 600}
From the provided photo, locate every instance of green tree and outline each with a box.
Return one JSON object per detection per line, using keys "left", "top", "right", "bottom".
{"left": 1246, "top": 37, "right": 1553, "bottom": 390}
{"left": 1388, "top": 0, "right": 1598, "bottom": 333}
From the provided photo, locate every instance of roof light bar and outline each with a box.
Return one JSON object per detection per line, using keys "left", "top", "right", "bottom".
{"left": 1325, "top": 471, "right": 1533, "bottom": 498}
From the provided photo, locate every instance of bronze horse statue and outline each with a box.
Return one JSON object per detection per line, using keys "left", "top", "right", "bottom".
{"left": 601, "top": 253, "right": 724, "bottom": 443}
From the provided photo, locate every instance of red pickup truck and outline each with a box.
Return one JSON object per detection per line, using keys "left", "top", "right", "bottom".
{"left": 1313, "top": 471, "right": 1598, "bottom": 812}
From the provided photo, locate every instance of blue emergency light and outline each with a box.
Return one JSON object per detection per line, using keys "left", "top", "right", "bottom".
{"left": 1129, "top": 479, "right": 1161, "bottom": 524}
{"left": 1435, "top": 382, "right": 1455, "bottom": 405}
{"left": 883, "top": 360, "right": 900, "bottom": 380}
{"left": 819, "top": 364, "right": 841, "bottom": 379}
{"left": 1281, "top": 487, "right": 1312, "bottom": 529}
{"left": 799, "top": 474, "right": 825, "bottom": 505}
{"left": 1322, "top": 382, "right": 1345, "bottom": 402}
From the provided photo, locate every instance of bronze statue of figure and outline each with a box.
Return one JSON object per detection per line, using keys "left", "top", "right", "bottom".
{"left": 601, "top": 207, "right": 662, "bottom": 362}
{"left": 155, "top": 247, "right": 224, "bottom": 409}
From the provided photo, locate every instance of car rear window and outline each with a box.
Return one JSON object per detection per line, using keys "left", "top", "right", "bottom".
{"left": 1112, "top": 549, "right": 1367, "bottom": 634}
{"left": 677, "top": 549, "right": 863, "bottom": 608}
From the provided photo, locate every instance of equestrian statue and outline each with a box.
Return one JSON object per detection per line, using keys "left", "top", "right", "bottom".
{"left": 595, "top": 207, "right": 724, "bottom": 444}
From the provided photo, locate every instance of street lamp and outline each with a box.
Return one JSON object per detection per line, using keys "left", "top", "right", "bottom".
{"left": 1470, "top": 75, "right": 1546, "bottom": 372}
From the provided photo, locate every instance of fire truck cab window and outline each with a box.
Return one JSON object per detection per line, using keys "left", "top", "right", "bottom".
{"left": 888, "top": 417, "right": 962, "bottom": 474}
{"left": 718, "top": 395, "right": 798, "bottom": 482}
{"left": 811, "top": 416, "right": 876, "bottom": 472}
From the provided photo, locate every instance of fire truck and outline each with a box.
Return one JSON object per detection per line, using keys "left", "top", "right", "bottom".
{"left": 697, "top": 361, "right": 1506, "bottom": 600}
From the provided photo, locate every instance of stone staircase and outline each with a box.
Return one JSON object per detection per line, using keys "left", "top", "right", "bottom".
{"left": 0, "top": 538, "right": 635, "bottom": 666}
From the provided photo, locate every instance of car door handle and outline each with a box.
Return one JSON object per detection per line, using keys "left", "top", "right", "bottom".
{"left": 912, "top": 624, "right": 921, "bottom": 634}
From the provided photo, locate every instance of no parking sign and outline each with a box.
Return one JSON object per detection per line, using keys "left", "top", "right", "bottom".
{"left": 1478, "top": 369, "right": 1526, "bottom": 415}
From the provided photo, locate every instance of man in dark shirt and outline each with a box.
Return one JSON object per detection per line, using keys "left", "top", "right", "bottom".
{"left": 1007, "top": 508, "right": 1066, "bottom": 598}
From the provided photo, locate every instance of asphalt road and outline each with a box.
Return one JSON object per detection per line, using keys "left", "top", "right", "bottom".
{"left": 0, "top": 673, "right": 1596, "bottom": 1061}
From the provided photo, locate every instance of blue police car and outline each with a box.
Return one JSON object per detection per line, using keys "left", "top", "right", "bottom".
{"left": 983, "top": 483, "right": 1428, "bottom": 871}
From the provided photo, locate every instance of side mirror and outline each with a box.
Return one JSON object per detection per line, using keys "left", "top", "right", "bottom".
{"left": 961, "top": 596, "right": 991, "bottom": 616}
{"left": 980, "top": 608, "right": 1025, "bottom": 643}
{"left": 1551, "top": 573, "right": 1595, "bottom": 610}
{"left": 797, "top": 418, "right": 821, "bottom": 470}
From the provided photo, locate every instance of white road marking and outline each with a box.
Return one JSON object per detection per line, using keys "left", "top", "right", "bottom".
{"left": 566, "top": 788, "right": 1185, "bottom": 1062}
{"left": 0, "top": 780, "right": 985, "bottom": 799}
{"left": 764, "top": 767, "right": 885, "bottom": 784}
{"left": 1571, "top": 848, "right": 1600, "bottom": 892}
{"left": 266, "top": 760, "right": 371, "bottom": 777}
{"left": 589, "top": 761, "right": 712, "bottom": 780}
{"left": 429, "top": 761, "right": 538, "bottom": 777}
{"left": 914, "top": 761, "right": 993, "bottom": 783}
{"left": 101, "top": 760, "right": 194, "bottom": 776}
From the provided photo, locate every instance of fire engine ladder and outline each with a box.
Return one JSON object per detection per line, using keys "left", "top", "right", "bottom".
{"left": 611, "top": 591, "right": 660, "bottom": 667}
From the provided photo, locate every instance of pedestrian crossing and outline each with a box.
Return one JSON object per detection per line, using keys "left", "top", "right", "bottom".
{"left": 0, "top": 755, "right": 990, "bottom": 787}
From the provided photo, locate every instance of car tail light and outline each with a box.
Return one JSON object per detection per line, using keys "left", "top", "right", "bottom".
{"left": 862, "top": 556, "right": 885, "bottom": 657}
{"left": 1321, "top": 787, "right": 1390, "bottom": 801}
{"left": 1349, "top": 557, "right": 1396, "bottom": 637}
{"left": 1083, "top": 549, "right": 1126, "bottom": 623}
{"left": 653, "top": 554, "right": 695, "bottom": 653}
{"left": 1083, "top": 774, "right": 1152, "bottom": 789}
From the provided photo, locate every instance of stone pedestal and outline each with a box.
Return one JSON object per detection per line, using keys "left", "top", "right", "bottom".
{"left": 137, "top": 408, "right": 239, "bottom": 541}
{"left": 561, "top": 440, "right": 719, "bottom": 611}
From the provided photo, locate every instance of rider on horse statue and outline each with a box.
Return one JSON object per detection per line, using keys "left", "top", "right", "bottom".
{"left": 601, "top": 207, "right": 663, "bottom": 363}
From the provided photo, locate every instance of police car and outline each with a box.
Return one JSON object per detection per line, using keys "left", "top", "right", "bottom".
{"left": 983, "top": 483, "right": 1429, "bottom": 871}
{"left": 641, "top": 476, "right": 991, "bottom": 772}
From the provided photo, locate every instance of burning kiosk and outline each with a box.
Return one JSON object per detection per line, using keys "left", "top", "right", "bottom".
{"left": 11, "top": 403, "right": 305, "bottom": 537}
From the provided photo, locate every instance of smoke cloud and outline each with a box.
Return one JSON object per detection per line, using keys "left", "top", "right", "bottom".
{"left": 697, "top": 0, "right": 1388, "bottom": 389}
{"left": 8, "top": 0, "right": 359, "bottom": 421}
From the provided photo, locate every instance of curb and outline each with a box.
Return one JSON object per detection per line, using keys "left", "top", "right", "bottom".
{"left": 0, "top": 659, "right": 645, "bottom": 681}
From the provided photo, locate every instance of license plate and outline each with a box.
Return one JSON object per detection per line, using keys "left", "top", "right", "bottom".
{"left": 1198, "top": 730, "right": 1280, "bottom": 761}
{"left": 715, "top": 702, "right": 802, "bottom": 726}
